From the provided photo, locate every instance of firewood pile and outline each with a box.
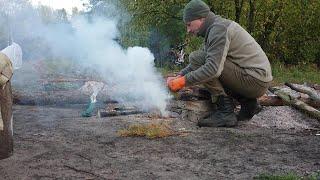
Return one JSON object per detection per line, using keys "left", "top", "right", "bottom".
{"left": 269, "top": 83, "right": 320, "bottom": 120}
{"left": 171, "top": 83, "right": 320, "bottom": 121}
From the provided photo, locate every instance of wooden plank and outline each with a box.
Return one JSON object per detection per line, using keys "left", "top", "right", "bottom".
{"left": 0, "top": 82, "right": 13, "bottom": 160}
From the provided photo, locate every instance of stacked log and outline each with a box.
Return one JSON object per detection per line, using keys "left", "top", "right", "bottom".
{"left": 269, "top": 83, "right": 320, "bottom": 120}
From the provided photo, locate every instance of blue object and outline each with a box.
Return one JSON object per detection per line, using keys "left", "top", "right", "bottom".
{"left": 81, "top": 102, "right": 96, "bottom": 117}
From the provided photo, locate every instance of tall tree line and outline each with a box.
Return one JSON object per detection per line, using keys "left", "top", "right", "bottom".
{"left": 119, "top": 0, "right": 320, "bottom": 66}
{"left": 0, "top": 0, "right": 319, "bottom": 66}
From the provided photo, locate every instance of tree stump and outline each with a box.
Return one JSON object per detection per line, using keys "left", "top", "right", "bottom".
{"left": 0, "top": 82, "right": 13, "bottom": 160}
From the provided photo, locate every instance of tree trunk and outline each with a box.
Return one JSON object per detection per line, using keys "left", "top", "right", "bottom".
{"left": 234, "top": 0, "right": 245, "bottom": 23}
{"left": 247, "top": 0, "right": 256, "bottom": 33}
{"left": 0, "top": 82, "right": 13, "bottom": 160}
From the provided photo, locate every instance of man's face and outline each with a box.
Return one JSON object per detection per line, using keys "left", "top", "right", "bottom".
{"left": 186, "top": 18, "right": 205, "bottom": 36}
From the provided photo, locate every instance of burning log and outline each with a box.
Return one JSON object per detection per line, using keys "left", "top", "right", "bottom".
{"left": 0, "top": 82, "right": 13, "bottom": 160}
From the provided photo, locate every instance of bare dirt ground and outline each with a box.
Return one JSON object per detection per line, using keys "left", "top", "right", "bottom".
{"left": 1, "top": 65, "right": 320, "bottom": 179}
{"left": 0, "top": 103, "right": 319, "bottom": 180}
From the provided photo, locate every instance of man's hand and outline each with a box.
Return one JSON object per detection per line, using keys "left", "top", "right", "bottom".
{"left": 167, "top": 76, "right": 186, "bottom": 92}
{"left": 166, "top": 75, "right": 182, "bottom": 84}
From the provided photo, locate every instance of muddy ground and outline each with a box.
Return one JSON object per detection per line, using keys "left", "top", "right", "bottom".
{"left": 0, "top": 103, "right": 319, "bottom": 180}
{"left": 1, "top": 65, "right": 320, "bottom": 179}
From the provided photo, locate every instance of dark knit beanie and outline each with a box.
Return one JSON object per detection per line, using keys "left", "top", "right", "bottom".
{"left": 183, "top": 0, "right": 210, "bottom": 23}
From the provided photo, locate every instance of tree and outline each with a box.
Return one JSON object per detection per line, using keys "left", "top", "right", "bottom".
{"left": 84, "top": 0, "right": 320, "bottom": 66}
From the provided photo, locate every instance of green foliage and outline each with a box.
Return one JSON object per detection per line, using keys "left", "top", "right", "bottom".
{"left": 122, "top": 0, "right": 187, "bottom": 43}
{"left": 118, "top": 0, "right": 320, "bottom": 67}
{"left": 1, "top": 0, "right": 319, "bottom": 70}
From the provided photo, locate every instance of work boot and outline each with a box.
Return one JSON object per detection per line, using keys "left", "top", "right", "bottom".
{"left": 198, "top": 96, "right": 237, "bottom": 127}
{"left": 237, "top": 98, "right": 262, "bottom": 121}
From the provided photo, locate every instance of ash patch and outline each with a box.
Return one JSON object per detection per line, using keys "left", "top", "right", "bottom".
{"left": 249, "top": 106, "right": 320, "bottom": 131}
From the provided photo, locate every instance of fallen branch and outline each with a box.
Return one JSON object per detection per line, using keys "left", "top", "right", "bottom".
{"left": 269, "top": 87, "right": 320, "bottom": 120}
{"left": 285, "top": 82, "right": 320, "bottom": 103}
{"left": 258, "top": 94, "right": 320, "bottom": 108}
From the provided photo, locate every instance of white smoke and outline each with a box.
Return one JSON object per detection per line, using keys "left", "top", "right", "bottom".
{"left": 0, "top": 0, "right": 171, "bottom": 115}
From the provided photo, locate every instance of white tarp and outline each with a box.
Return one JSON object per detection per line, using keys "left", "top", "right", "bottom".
{"left": 1, "top": 42, "right": 22, "bottom": 70}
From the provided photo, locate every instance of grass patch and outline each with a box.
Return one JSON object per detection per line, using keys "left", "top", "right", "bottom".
{"left": 118, "top": 123, "right": 176, "bottom": 139}
{"left": 271, "top": 62, "right": 320, "bottom": 85}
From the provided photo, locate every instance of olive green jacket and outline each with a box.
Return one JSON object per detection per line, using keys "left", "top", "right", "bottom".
{"left": 181, "top": 12, "right": 273, "bottom": 86}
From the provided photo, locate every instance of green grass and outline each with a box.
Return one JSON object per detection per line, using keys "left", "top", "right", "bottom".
{"left": 271, "top": 62, "right": 320, "bottom": 85}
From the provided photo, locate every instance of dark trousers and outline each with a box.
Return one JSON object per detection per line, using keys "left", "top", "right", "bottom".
{"left": 188, "top": 50, "right": 270, "bottom": 99}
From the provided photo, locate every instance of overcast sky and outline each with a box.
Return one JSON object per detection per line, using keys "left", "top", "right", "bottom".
{"left": 30, "top": 0, "right": 89, "bottom": 13}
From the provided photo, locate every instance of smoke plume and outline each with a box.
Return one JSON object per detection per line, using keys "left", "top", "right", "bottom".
{"left": 0, "top": 0, "right": 171, "bottom": 115}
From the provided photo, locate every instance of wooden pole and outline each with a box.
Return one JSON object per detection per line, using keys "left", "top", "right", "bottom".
{"left": 0, "top": 81, "right": 13, "bottom": 160}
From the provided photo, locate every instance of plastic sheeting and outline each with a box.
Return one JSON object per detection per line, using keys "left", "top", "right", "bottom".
{"left": 1, "top": 42, "right": 22, "bottom": 70}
